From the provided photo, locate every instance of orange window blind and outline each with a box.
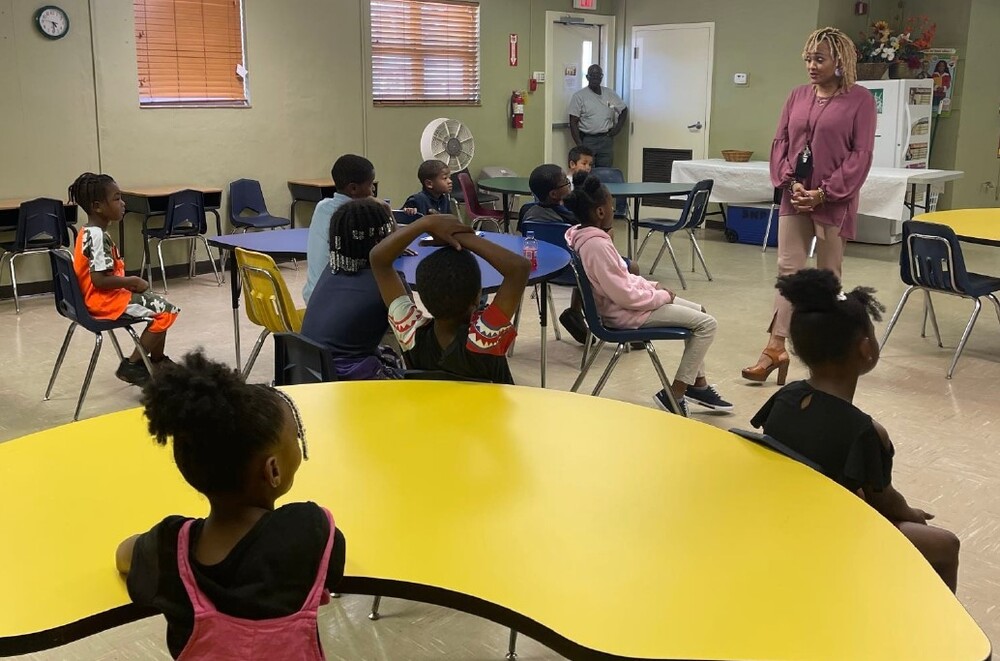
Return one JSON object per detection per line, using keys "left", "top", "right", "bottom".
{"left": 134, "top": 0, "right": 247, "bottom": 106}
{"left": 371, "top": 0, "right": 481, "bottom": 106}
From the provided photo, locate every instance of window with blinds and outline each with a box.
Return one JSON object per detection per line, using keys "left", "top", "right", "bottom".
{"left": 371, "top": 0, "right": 481, "bottom": 106}
{"left": 134, "top": 0, "right": 248, "bottom": 107}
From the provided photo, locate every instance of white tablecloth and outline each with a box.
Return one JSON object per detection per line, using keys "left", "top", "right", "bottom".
{"left": 671, "top": 159, "right": 961, "bottom": 221}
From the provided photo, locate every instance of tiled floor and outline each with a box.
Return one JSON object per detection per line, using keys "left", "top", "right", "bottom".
{"left": 3, "top": 224, "right": 998, "bottom": 658}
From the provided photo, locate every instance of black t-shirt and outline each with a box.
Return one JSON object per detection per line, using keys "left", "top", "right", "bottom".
{"left": 406, "top": 320, "right": 514, "bottom": 384}
{"left": 751, "top": 380, "right": 894, "bottom": 493}
{"left": 301, "top": 268, "right": 388, "bottom": 357}
{"left": 127, "top": 502, "right": 346, "bottom": 659}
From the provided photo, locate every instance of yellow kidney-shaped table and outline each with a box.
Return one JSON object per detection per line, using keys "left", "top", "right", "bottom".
{"left": 915, "top": 208, "right": 1000, "bottom": 246}
{"left": 0, "top": 382, "right": 990, "bottom": 660}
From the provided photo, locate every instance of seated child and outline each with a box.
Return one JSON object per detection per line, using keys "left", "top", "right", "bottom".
{"left": 403, "top": 159, "right": 453, "bottom": 216}
{"left": 520, "top": 164, "right": 577, "bottom": 224}
{"left": 370, "top": 214, "right": 529, "bottom": 384}
{"left": 568, "top": 145, "right": 595, "bottom": 179}
{"left": 752, "top": 268, "right": 960, "bottom": 592}
{"left": 304, "top": 154, "right": 377, "bottom": 302}
{"left": 301, "top": 198, "right": 401, "bottom": 379}
{"left": 564, "top": 174, "right": 732, "bottom": 416}
{"left": 68, "top": 173, "right": 179, "bottom": 386}
{"left": 116, "top": 351, "right": 346, "bottom": 659}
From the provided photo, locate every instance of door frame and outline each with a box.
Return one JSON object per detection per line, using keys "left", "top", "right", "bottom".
{"left": 628, "top": 22, "right": 714, "bottom": 172}
{"left": 544, "top": 11, "right": 616, "bottom": 163}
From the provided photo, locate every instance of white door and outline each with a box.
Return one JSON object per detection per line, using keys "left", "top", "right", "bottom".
{"left": 628, "top": 24, "right": 714, "bottom": 179}
{"left": 544, "top": 13, "right": 614, "bottom": 164}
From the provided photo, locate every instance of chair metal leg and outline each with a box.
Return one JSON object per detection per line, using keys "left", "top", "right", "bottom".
{"left": 9, "top": 252, "right": 22, "bottom": 314}
{"left": 369, "top": 595, "right": 382, "bottom": 621}
{"left": 547, "top": 289, "right": 561, "bottom": 341}
{"left": 635, "top": 229, "right": 655, "bottom": 259}
{"left": 123, "top": 326, "right": 155, "bottom": 374}
{"left": 989, "top": 293, "right": 1000, "bottom": 327}
{"left": 108, "top": 330, "right": 126, "bottom": 362}
{"left": 507, "top": 298, "right": 524, "bottom": 357}
{"left": 572, "top": 340, "right": 606, "bottom": 392}
{"left": 644, "top": 342, "right": 685, "bottom": 416}
{"left": 75, "top": 333, "right": 104, "bottom": 421}
{"left": 762, "top": 210, "right": 775, "bottom": 253}
{"left": 144, "top": 235, "right": 155, "bottom": 289}
{"left": 689, "top": 231, "right": 713, "bottom": 281}
{"left": 649, "top": 239, "right": 668, "bottom": 275}
{"left": 241, "top": 328, "right": 270, "bottom": 380}
{"left": 879, "top": 285, "right": 916, "bottom": 350}
{"left": 808, "top": 236, "right": 817, "bottom": 258}
{"left": 921, "top": 291, "right": 944, "bottom": 347}
{"left": 657, "top": 236, "right": 687, "bottom": 289}
{"left": 156, "top": 241, "right": 169, "bottom": 293}
{"left": 199, "top": 236, "right": 223, "bottom": 285}
{"left": 947, "top": 298, "right": 982, "bottom": 379}
{"left": 581, "top": 330, "right": 592, "bottom": 369}
{"left": 591, "top": 343, "right": 627, "bottom": 396}
{"left": 44, "top": 323, "right": 78, "bottom": 400}
{"left": 506, "top": 629, "right": 518, "bottom": 660}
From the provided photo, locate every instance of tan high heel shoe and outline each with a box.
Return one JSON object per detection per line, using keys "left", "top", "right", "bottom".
{"left": 741, "top": 347, "right": 790, "bottom": 385}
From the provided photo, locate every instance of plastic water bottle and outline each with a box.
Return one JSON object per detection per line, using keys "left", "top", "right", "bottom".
{"left": 523, "top": 231, "right": 538, "bottom": 271}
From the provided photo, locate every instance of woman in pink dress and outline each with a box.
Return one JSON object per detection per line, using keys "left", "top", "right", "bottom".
{"left": 742, "top": 27, "right": 877, "bottom": 383}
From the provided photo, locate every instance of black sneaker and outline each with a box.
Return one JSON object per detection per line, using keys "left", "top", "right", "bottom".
{"left": 559, "top": 308, "right": 590, "bottom": 345}
{"left": 685, "top": 384, "right": 734, "bottom": 411}
{"left": 653, "top": 389, "right": 688, "bottom": 416}
{"left": 115, "top": 359, "right": 150, "bottom": 386}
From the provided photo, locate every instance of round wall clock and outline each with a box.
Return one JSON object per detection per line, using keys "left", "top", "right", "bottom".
{"left": 34, "top": 5, "right": 69, "bottom": 40}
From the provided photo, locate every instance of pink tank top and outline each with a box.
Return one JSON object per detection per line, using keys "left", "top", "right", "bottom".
{"left": 175, "top": 508, "right": 336, "bottom": 661}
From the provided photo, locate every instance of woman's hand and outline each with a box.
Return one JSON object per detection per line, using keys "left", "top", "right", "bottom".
{"left": 791, "top": 187, "right": 823, "bottom": 213}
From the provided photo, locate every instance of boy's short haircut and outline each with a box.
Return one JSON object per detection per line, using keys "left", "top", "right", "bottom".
{"left": 528, "top": 164, "right": 567, "bottom": 201}
{"left": 417, "top": 159, "right": 449, "bottom": 187}
{"left": 332, "top": 154, "right": 375, "bottom": 193}
{"left": 568, "top": 145, "right": 594, "bottom": 164}
{"left": 415, "top": 248, "right": 481, "bottom": 320}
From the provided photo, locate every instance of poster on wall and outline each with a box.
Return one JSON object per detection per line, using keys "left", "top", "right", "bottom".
{"left": 921, "top": 48, "right": 957, "bottom": 117}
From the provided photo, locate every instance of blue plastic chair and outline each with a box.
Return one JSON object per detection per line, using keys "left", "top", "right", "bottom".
{"left": 228, "top": 179, "right": 291, "bottom": 231}
{"left": 519, "top": 220, "right": 575, "bottom": 343}
{"left": 568, "top": 248, "right": 691, "bottom": 415}
{"left": 635, "top": 179, "right": 714, "bottom": 288}
{"left": 591, "top": 167, "right": 630, "bottom": 220}
{"left": 0, "top": 198, "right": 74, "bottom": 313}
{"left": 880, "top": 219, "right": 1000, "bottom": 378}
{"left": 44, "top": 250, "right": 155, "bottom": 421}
{"left": 272, "top": 332, "right": 337, "bottom": 386}
{"left": 140, "top": 189, "right": 222, "bottom": 293}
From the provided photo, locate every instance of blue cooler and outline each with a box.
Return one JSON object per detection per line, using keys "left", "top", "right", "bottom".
{"left": 724, "top": 204, "right": 778, "bottom": 247}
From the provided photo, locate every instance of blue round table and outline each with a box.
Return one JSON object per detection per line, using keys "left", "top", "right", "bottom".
{"left": 208, "top": 230, "right": 570, "bottom": 386}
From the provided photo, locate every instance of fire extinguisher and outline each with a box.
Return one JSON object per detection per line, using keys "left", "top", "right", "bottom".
{"left": 510, "top": 90, "right": 524, "bottom": 129}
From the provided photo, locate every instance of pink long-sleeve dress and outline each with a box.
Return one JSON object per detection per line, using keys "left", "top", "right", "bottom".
{"left": 769, "top": 84, "right": 877, "bottom": 240}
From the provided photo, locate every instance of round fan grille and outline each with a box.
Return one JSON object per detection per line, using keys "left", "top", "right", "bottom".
{"left": 420, "top": 118, "right": 475, "bottom": 172}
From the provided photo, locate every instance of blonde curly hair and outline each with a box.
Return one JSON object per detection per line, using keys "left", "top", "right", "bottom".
{"left": 803, "top": 27, "right": 858, "bottom": 88}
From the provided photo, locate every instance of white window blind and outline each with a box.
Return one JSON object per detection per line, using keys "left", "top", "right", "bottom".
{"left": 134, "top": 0, "right": 248, "bottom": 106}
{"left": 371, "top": 0, "right": 481, "bottom": 106}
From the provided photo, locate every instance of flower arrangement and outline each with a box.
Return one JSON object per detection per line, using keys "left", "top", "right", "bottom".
{"left": 856, "top": 17, "right": 936, "bottom": 69}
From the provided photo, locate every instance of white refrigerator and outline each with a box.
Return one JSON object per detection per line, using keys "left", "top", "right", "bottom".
{"left": 855, "top": 79, "right": 934, "bottom": 243}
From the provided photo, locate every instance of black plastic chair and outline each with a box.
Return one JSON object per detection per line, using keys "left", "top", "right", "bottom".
{"left": 44, "top": 251, "right": 155, "bottom": 421}
{"left": 591, "top": 166, "right": 630, "bottom": 221}
{"left": 140, "top": 189, "right": 222, "bottom": 293}
{"left": 568, "top": 248, "right": 691, "bottom": 415}
{"left": 228, "top": 179, "right": 292, "bottom": 231}
{"left": 0, "top": 198, "right": 74, "bottom": 313}
{"left": 880, "top": 219, "right": 1000, "bottom": 378}
{"left": 635, "top": 179, "right": 715, "bottom": 289}
{"left": 272, "top": 332, "right": 337, "bottom": 386}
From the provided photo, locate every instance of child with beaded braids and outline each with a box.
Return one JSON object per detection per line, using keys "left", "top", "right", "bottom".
{"left": 564, "top": 173, "right": 732, "bottom": 416}
{"left": 301, "top": 198, "right": 401, "bottom": 379}
{"left": 68, "top": 173, "right": 180, "bottom": 386}
{"left": 752, "top": 268, "right": 960, "bottom": 592}
{"left": 115, "top": 351, "right": 346, "bottom": 659}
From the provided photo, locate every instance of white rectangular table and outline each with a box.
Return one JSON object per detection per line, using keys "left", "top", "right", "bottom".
{"left": 672, "top": 159, "right": 963, "bottom": 221}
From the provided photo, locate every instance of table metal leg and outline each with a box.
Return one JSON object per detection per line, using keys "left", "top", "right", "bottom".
{"left": 502, "top": 193, "right": 512, "bottom": 233}
{"left": 539, "top": 281, "right": 548, "bottom": 387}
{"left": 227, "top": 253, "right": 242, "bottom": 371}
{"left": 289, "top": 199, "right": 300, "bottom": 228}
{"left": 628, "top": 196, "right": 642, "bottom": 260}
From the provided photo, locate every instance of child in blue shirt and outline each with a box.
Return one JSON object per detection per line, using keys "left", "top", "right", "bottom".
{"left": 403, "top": 159, "right": 453, "bottom": 216}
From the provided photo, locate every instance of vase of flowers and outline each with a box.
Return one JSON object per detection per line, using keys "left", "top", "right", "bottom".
{"left": 889, "top": 15, "right": 936, "bottom": 78}
{"left": 855, "top": 17, "right": 936, "bottom": 81}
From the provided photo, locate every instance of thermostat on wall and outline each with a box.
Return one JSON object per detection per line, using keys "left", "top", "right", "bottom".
{"left": 733, "top": 73, "right": 749, "bottom": 86}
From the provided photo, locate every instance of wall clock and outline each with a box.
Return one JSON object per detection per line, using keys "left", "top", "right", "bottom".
{"left": 34, "top": 5, "right": 69, "bottom": 40}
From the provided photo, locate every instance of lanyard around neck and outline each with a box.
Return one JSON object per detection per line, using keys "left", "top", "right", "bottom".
{"left": 804, "top": 92, "right": 834, "bottom": 147}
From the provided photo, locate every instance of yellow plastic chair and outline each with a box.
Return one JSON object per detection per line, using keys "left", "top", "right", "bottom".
{"left": 234, "top": 248, "right": 304, "bottom": 379}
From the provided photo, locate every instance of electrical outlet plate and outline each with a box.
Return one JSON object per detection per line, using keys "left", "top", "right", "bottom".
{"left": 733, "top": 73, "right": 748, "bottom": 86}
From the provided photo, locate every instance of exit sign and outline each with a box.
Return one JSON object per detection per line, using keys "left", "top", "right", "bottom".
{"left": 573, "top": 0, "right": 596, "bottom": 9}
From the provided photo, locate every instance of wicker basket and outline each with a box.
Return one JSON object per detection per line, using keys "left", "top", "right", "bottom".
{"left": 721, "top": 149, "right": 753, "bottom": 162}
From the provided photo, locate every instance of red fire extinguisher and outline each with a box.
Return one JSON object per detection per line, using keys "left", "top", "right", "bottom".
{"left": 510, "top": 90, "right": 524, "bottom": 129}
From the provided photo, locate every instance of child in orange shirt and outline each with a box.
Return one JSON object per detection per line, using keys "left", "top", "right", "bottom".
{"left": 68, "top": 173, "right": 179, "bottom": 385}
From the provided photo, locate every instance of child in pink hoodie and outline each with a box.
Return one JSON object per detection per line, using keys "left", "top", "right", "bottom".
{"left": 564, "top": 174, "right": 732, "bottom": 416}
